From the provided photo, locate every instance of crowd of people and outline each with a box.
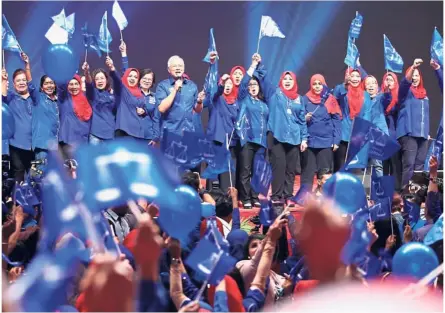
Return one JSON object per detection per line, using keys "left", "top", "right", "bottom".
{"left": 1, "top": 15, "right": 444, "bottom": 313}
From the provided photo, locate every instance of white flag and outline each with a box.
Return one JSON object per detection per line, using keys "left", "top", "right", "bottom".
{"left": 52, "top": 8, "right": 75, "bottom": 36}
{"left": 259, "top": 16, "right": 285, "bottom": 40}
{"left": 45, "top": 23, "right": 69, "bottom": 45}
{"left": 112, "top": 0, "right": 128, "bottom": 31}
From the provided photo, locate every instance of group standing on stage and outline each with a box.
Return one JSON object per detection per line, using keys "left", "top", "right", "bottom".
{"left": 1, "top": 43, "right": 442, "bottom": 206}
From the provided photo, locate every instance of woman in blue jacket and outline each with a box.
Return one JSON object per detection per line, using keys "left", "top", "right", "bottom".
{"left": 105, "top": 56, "right": 147, "bottom": 141}
{"left": 257, "top": 63, "right": 308, "bottom": 206}
{"left": 81, "top": 62, "right": 116, "bottom": 145}
{"left": 2, "top": 53, "right": 35, "bottom": 182}
{"left": 301, "top": 74, "right": 341, "bottom": 189}
{"left": 57, "top": 74, "right": 92, "bottom": 159}
{"left": 397, "top": 58, "right": 430, "bottom": 189}
{"left": 333, "top": 67, "right": 372, "bottom": 172}
{"left": 119, "top": 42, "right": 160, "bottom": 144}
{"left": 236, "top": 54, "right": 268, "bottom": 208}
{"left": 381, "top": 72, "right": 402, "bottom": 190}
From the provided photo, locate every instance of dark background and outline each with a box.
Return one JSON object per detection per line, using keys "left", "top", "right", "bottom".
{"left": 3, "top": 1, "right": 443, "bottom": 132}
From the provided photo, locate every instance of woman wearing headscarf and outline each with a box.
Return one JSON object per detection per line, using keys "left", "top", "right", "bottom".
{"left": 257, "top": 63, "right": 307, "bottom": 206}
{"left": 235, "top": 54, "right": 268, "bottom": 209}
{"left": 57, "top": 73, "right": 92, "bottom": 159}
{"left": 81, "top": 62, "right": 116, "bottom": 145}
{"left": 120, "top": 42, "right": 160, "bottom": 145}
{"left": 301, "top": 74, "right": 341, "bottom": 188}
{"left": 397, "top": 58, "right": 430, "bottom": 190}
{"left": 105, "top": 56, "right": 148, "bottom": 141}
{"left": 381, "top": 72, "right": 402, "bottom": 190}
{"left": 230, "top": 66, "right": 247, "bottom": 98}
{"left": 333, "top": 66, "right": 373, "bottom": 172}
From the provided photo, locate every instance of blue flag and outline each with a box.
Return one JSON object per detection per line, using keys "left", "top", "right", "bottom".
{"left": 5, "top": 247, "right": 80, "bottom": 312}
{"left": 431, "top": 27, "right": 443, "bottom": 67}
{"left": 348, "top": 12, "right": 363, "bottom": 39}
{"left": 344, "top": 118, "right": 371, "bottom": 169}
{"left": 201, "top": 149, "right": 234, "bottom": 179}
{"left": 368, "top": 197, "right": 391, "bottom": 222}
{"left": 425, "top": 119, "right": 443, "bottom": 171}
{"left": 344, "top": 36, "right": 360, "bottom": 68}
{"left": 424, "top": 214, "right": 443, "bottom": 246}
{"left": 370, "top": 168, "right": 395, "bottom": 201}
{"left": 204, "top": 218, "right": 230, "bottom": 252}
{"left": 185, "top": 236, "right": 236, "bottom": 285}
{"left": 82, "top": 23, "right": 102, "bottom": 57}
{"left": 383, "top": 34, "right": 404, "bottom": 73}
{"left": 251, "top": 150, "right": 272, "bottom": 196}
{"left": 355, "top": 251, "right": 382, "bottom": 279}
{"left": 404, "top": 199, "right": 421, "bottom": 225}
{"left": 2, "top": 14, "right": 21, "bottom": 53}
{"left": 342, "top": 209, "right": 372, "bottom": 265}
{"left": 76, "top": 139, "right": 180, "bottom": 212}
{"left": 236, "top": 114, "right": 253, "bottom": 147}
{"left": 162, "top": 130, "right": 204, "bottom": 169}
{"left": 203, "top": 28, "right": 218, "bottom": 63}
{"left": 259, "top": 199, "right": 275, "bottom": 226}
{"left": 98, "top": 11, "right": 112, "bottom": 53}
{"left": 291, "top": 183, "right": 312, "bottom": 206}
{"left": 15, "top": 184, "right": 40, "bottom": 217}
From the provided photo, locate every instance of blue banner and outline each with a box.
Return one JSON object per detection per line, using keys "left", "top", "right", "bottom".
{"left": 383, "top": 34, "right": 404, "bottom": 73}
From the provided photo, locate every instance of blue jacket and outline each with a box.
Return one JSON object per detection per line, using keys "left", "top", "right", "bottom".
{"left": 236, "top": 74, "right": 269, "bottom": 148}
{"left": 333, "top": 84, "right": 373, "bottom": 142}
{"left": 2, "top": 88, "right": 33, "bottom": 150}
{"left": 2, "top": 140, "right": 8, "bottom": 155}
{"left": 111, "top": 70, "right": 148, "bottom": 138}
{"left": 156, "top": 76, "right": 199, "bottom": 136}
{"left": 85, "top": 82, "right": 116, "bottom": 140}
{"left": 383, "top": 96, "right": 398, "bottom": 139}
{"left": 434, "top": 68, "right": 443, "bottom": 94}
{"left": 141, "top": 91, "right": 161, "bottom": 141}
{"left": 29, "top": 84, "right": 59, "bottom": 150}
{"left": 57, "top": 84, "right": 91, "bottom": 146}
{"left": 256, "top": 66, "right": 307, "bottom": 146}
{"left": 370, "top": 92, "right": 390, "bottom": 135}
{"left": 302, "top": 96, "right": 341, "bottom": 148}
{"left": 396, "top": 77, "right": 429, "bottom": 139}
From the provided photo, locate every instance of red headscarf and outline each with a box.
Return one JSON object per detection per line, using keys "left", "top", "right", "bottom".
{"left": 207, "top": 276, "right": 246, "bottom": 312}
{"left": 219, "top": 76, "right": 237, "bottom": 105}
{"left": 122, "top": 68, "right": 143, "bottom": 98}
{"left": 230, "top": 66, "right": 246, "bottom": 98}
{"left": 381, "top": 72, "right": 399, "bottom": 114}
{"left": 345, "top": 69, "right": 365, "bottom": 119}
{"left": 406, "top": 66, "right": 427, "bottom": 99}
{"left": 70, "top": 75, "right": 92, "bottom": 122}
{"left": 305, "top": 74, "right": 342, "bottom": 118}
{"left": 279, "top": 71, "right": 299, "bottom": 100}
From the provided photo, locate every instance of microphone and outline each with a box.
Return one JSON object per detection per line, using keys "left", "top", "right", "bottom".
{"left": 176, "top": 75, "right": 183, "bottom": 93}
{"left": 31, "top": 159, "right": 47, "bottom": 166}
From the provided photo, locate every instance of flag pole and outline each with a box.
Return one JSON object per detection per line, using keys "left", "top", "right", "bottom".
{"left": 226, "top": 133, "right": 233, "bottom": 188}
{"left": 106, "top": 12, "right": 109, "bottom": 57}
{"left": 120, "top": 29, "right": 123, "bottom": 42}
{"left": 362, "top": 166, "right": 367, "bottom": 184}
{"left": 2, "top": 50, "right": 5, "bottom": 69}
{"left": 85, "top": 49, "right": 88, "bottom": 63}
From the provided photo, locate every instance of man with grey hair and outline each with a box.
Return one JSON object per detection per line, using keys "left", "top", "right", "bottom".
{"left": 156, "top": 55, "right": 205, "bottom": 136}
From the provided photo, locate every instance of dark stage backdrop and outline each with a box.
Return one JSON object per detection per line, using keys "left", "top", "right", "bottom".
{"left": 3, "top": 1, "right": 443, "bottom": 132}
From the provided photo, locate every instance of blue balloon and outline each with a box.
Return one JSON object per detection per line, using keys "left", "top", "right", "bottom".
{"left": 201, "top": 202, "right": 216, "bottom": 218}
{"left": 158, "top": 185, "right": 202, "bottom": 244}
{"left": 2, "top": 103, "right": 15, "bottom": 140}
{"left": 323, "top": 172, "right": 367, "bottom": 214}
{"left": 393, "top": 242, "right": 439, "bottom": 281}
{"left": 42, "top": 44, "right": 78, "bottom": 84}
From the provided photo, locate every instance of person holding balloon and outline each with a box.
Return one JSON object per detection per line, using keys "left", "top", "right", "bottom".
{"left": 82, "top": 62, "right": 116, "bottom": 145}
{"left": 22, "top": 55, "right": 59, "bottom": 173}
{"left": 397, "top": 58, "right": 430, "bottom": 191}
{"left": 1, "top": 53, "right": 35, "bottom": 182}
{"left": 119, "top": 41, "right": 160, "bottom": 145}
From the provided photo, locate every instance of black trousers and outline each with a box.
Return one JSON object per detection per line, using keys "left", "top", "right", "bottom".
{"left": 334, "top": 140, "right": 349, "bottom": 173}
{"left": 205, "top": 144, "right": 240, "bottom": 193}
{"left": 300, "top": 147, "right": 333, "bottom": 186}
{"left": 115, "top": 129, "right": 130, "bottom": 138}
{"left": 238, "top": 142, "right": 262, "bottom": 203}
{"left": 383, "top": 149, "right": 403, "bottom": 192}
{"left": 270, "top": 140, "right": 299, "bottom": 202}
{"left": 59, "top": 142, "right": 74, "bottom": 161}
{"left": 9, "top": 145, "right": 34, "bottom": 183}
{"left": 399, "top": 136, "right": 428, "bottom": 188}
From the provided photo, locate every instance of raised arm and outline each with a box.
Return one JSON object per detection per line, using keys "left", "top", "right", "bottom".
{"left": 238, "top": 54, "right": 260, "bottom": 101}
{"left": 21, "top": 53, "right": 32, "bottom": 82}
{"left": 356, "top": 58, "right": 368, "bottom": 79}
{"left": 105, "top": 56, "right": 123, "bottom": 96}
{"left": 82, "top": 62, "right": 95, "bottom": 101}
{"left": 203, "top": 51, "right": 219, "bottom": 110}
{"left": 399, "top": 59, "right": 423, "bottom": 103}
{"left": 430, "top": 59, "right": 443, "bottom": 93}
{"left": 120, "top": 41, "right": 129, "bottom": 73}
{"left": 168, "top": 238, "right": 189, "bottom": 310}
{"left": 255, "top": 61, "right": 276, "bottom": 102}
{"left": 2, "top": 69, "right": 9, "bottom": 99}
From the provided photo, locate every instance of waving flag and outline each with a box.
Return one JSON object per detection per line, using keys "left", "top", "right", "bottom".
{"left": 344, "top": 36, "right": 360, "bottom": 68}
{"left": 431, "top": 27, "right": 443, "bottom": 67}
{"left": 15, "top": 184, "right": 40, "bottom": 217}
{"left": 404, "top": 199, "right": 421, "bottom": 226}
{"left": 259, "top": 200, "right": 275, "bottom": 226}
{"left": 251, "top": 150, "right": 272, "bottom": 196}
{"left": 355, "top": 251, "right": 382, "bottom": 279}
{"left": 112, "top": 0, "right": 128, "bottom": 31}
{"left": 342, "top": 209, "right": 372, "bottom": 265}
{"left": 162, "top": 130, "right": 205, "bottom": 169}
{"left": 424, "top": 214, "right": 443, "bottom": 246}
{"left": 256, "top": 15, "right": 285, "bottom": 53}
{"left": 291, "top": 183, "right": 313, "bottom": 206}
{"left": 52, "top": 9, "right": 75, "bottom": 37}
{"left": 368, "top": 197, "right": 391, "bottom": 222}
{"left": 203, "top": 28, "right": 218, "bottom": 63}
{"left": 2, "top": 14, "right": 21, "bottom": 52}
{"left": 203, "top": 218, "right": 230, "bottom": 252}
{"left": 98, "top": 11, "right": 112, "bottom": 53}
{"left": 424, "top": 119, "right": 443, "bottom": 171}
{"left": 45, "top": 23, "right": 69, "bottom": 45}
{"left": 82, "top": 23, "right": 102, "bottom": 57}
{"left": 383, "top": 34, "right": 403, "bottom": 73}
{"left": 370, "top": 167, "right": 395, "bottom": 201}
{"left": 348, "top": 12, "right": 363, "bottom": 39}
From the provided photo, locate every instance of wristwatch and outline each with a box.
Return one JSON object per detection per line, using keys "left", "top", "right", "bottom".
{"left": 171, "top": 258, "right": 181, "bottom": 265}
